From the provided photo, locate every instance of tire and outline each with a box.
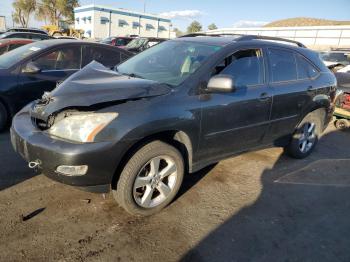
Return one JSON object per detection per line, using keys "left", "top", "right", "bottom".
{"left": 52, "top": 32, "right": 62, "bottom": 37}
{"left": 286, "top": 112, "right": 323, "bottom": 159}
{"left": 113, "top": 140, "right": 184, "bottom": 216}
{"left": 0, "top": 102, "right": 8, "bottom": 132}
{"left": 334, "top": 119, "right": 349, "bottom": 130}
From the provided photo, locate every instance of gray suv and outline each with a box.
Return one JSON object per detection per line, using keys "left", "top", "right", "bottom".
{"left": 11, "top": 34, "right": 336, "bottom": 215}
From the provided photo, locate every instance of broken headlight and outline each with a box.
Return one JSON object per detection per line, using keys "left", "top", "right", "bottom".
{"left": 47, "top": 113, "right": 118, "bottom": 143}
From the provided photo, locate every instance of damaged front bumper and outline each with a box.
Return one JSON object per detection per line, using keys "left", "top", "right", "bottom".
{"left": 11, "top": 108, "right": 131, "bottom": 193}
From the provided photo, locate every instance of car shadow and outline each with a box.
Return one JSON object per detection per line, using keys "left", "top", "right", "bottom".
{"left": 180, "top": 128, "right": 350, "bottom": 262}
{"left": 0, "top": 131, "right": 36, "bottom": 191}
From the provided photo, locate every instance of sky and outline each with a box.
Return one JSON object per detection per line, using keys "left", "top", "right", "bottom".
{"left": 1, "top": 0, "right": 350, "bottom": 31}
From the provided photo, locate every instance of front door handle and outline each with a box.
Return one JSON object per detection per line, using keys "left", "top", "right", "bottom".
{"left": 259, "top": 92, "right": 270, "bottom": 101}
{"left": 307, "top": 86, "right": 316, "bottom": 92}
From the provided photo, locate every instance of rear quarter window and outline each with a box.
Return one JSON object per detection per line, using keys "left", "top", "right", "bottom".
{"left": 296, "top": 54, "right": 319, "bottom": 79}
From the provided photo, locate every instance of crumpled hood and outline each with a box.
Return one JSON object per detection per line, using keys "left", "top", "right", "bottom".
{"left": 30, "top": 61, "right": 171, "bottom": 121}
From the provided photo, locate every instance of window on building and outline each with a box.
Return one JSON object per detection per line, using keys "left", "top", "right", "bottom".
{"left": 268, "top": 48, "right": 297, "bottom": 82}
{"left": 132, "top": 21, "right": 140, "bottom": 29}
{"left": 118, "top": 19, "right": 128, "bottom": 27}
{"left": 146, "top": 24, "right": 154, "bottom": 31}
{"left": 100, "top": 17, "right": 109, "bottom": 25}
{"left": 87, "top": 16, "right": 92, "bottom": 24}
{"left": 158, "top": 26, "right": 167, "bottom": 31}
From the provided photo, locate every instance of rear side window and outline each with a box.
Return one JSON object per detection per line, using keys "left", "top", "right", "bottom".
{"left": 296, "top": 54, "right": 319, "bottom": 79}
{"left": 268, "top": 48, "right": 297, "bottom": 82}
{"left": 83, "top": 46, "right": 125, "bottom": 68}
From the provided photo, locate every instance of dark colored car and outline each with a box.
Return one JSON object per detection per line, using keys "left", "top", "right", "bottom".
{"left": 0, "top": 32, "right": 52, "bottom": 40}
{"left": 0, "top": 40, "right": 132, "bottom": 130}
{"left": 320, "top": 50, "right": 350, "bottom": 66}
{"left": 11, "top": 34, "right": 336, "bottom": 216}
{"left": 0, "top": 38, "right": 34, "bottom": 55}
{"left": 124, "top": 37, "right": 166, "bottom": 53}
{"left": 100, "top": 36, "right": 135, "bottom": 47}
{"left": 6, "top": 27, "right": 48, "bottom": 35}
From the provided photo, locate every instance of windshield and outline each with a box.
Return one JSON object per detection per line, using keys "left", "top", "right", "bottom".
{"left": 126, "top": 38, "right": 147, "bottom": 49}
{"left": 117, "top": 40, "right": 222, "bottom": 86}
{"left": 320, "top": 52, "right": 350, "bottom": 65}
{"left": 0, "top": 41, "right": 48, "bottom": 69}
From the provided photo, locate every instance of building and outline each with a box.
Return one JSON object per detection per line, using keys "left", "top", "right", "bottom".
{"left": 206, "top": 25, "right": 350, "bottom": 49}
{"left": 0, "top": 16, "right": 6, "bottom": 31}
{"left": 74, "top": 5, "right": 172, "bottom": 39}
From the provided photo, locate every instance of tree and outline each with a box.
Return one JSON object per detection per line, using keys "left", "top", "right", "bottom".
{"left": 187, "top": 20, "right": 202, "bottom": 33}
{"left": 12, "top": 0, "right": 36, "bottom": 27}
{"left": 36, "top": 0, "right": 79, "bottom": 25}
{"left": 173, "top": 28, "right": 183, "bottom": 37}
{"left": 208, "top": 23, "right": 218, "bottom": 30}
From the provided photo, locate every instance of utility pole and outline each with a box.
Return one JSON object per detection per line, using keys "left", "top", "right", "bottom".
{"left": 143, "top": 0, "right": 146, "bottom": 13}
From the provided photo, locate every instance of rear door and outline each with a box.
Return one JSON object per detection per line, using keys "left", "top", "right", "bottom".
{"left": 16, "top": 45, "right": 82, "bottom": 107}
{"left": 198, "top": 47, "right": 272, "bottom": 160}
{"left": 264, "top": 48, "right": 320, "bottom": 144}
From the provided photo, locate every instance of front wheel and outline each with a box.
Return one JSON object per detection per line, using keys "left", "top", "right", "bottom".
{"left": 113, "top": 140, "right": 184, "bottom": 216}
{"left": 286, "top": 112, "right": 323, "bottom": 159}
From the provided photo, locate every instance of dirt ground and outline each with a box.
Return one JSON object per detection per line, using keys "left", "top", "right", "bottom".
{"left": 0, "top": 125, "right": 349, "bottom": 262}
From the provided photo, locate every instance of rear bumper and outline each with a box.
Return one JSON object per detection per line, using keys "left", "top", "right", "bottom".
{"left": 11, "top": 110, "right": 131, "bottom": 193}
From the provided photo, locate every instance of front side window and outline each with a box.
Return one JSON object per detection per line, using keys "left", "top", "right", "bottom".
{"left": 268, "top": 48, "right": 297, "bottom": 82}
{"left": 33, "top": 46, "right": 81, "bottom": 71}
{"left": 214, "top": 49, "right": 264, "bottom": 87}
{"left": 296, "top": 54, "right": 319, "bottom": 79}
{"left": 117, "top": 40, "right": 222, "bottom": 86}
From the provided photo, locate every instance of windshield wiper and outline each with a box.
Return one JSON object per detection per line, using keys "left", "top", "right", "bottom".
{"left": 121, "top": 72, "right": 144, "bottom": 79}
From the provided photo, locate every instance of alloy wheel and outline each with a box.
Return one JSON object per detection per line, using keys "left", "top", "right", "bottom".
{"left": 298, "top": 122, "right": 316, "bottom": 153}
{"left": 133, "top": 156, "right": 178, "bottom": 208}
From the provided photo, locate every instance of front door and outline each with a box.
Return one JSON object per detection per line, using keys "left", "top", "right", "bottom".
{"left": 198, "top": 48, "right": 272, "bottom": 161}
{"left": 16, "top": 45, "right": 81, "bottom": 109}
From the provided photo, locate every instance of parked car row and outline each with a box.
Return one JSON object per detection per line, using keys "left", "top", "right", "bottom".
{"left": 0, "top": 39, "right": 132, "bottom": 130}
{"left": 0, "top": 38, "right": 34, "bottom": 55}
{"left": 7, "top": 33, "right": 337, "bottom": 216}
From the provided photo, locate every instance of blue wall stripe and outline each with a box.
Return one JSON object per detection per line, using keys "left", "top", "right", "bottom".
{"left": 74, "top": 7, "right": 171, "bottom": 23}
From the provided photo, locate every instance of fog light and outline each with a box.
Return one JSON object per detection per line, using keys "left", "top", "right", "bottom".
{"left": 56, "top": 165, "right": 88, "bottom": 176}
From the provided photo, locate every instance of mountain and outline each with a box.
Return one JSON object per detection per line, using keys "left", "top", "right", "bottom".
{"left": 264, "top": 17, "right": 350, "bottom": 27}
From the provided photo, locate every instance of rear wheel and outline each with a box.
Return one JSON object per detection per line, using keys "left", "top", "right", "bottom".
{"left": 286, "top": 112, "right": 323, "bottom": 159}
{"left": 334, "top": 119, "right": 349, "bottom": 130}
{"left": 0, "top": 102, "right": 8, "bottom": 132}
{"left": 113, "top": 140, "right": 184, "bottom": 216}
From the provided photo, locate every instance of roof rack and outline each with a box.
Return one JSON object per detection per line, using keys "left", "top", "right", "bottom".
{"left": 179, "top": 33, "right": 243, "bottom": 38}
{"left": 179, "top": 33, "right": 306, "bottom": 48}
{"left": 237, "top": 35, "right": 306, "bottom": 48}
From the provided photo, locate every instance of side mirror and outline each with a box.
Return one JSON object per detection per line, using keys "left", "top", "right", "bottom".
{"left": 22, "top": 62, "right": 41, "bottom": 74}
{"left": 207, "top": 74, "right": 235, "bottom": 93}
